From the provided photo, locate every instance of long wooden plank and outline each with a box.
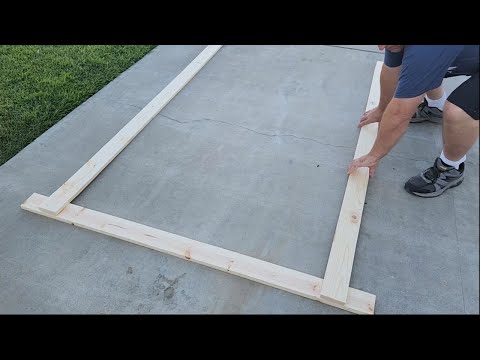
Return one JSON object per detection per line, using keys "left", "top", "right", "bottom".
{"left": 320, "top": 61, "right": 383, "bottom": 304}
{"left": 39, "top": 45, "right": 223, "bottom": 216}
{"left": 23, "top": 193, "right": 376, "bottom": 314}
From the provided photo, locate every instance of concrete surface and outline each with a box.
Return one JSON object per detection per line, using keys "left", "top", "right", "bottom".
{"left": 0, "top": 45, "right": 478, "bottom": 314}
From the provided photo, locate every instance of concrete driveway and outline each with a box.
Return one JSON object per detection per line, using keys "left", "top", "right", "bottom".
{"left": 0, "top": 45, "right": 478, "bottom": 314}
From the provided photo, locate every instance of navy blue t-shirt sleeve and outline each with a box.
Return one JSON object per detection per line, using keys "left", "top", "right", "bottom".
{"left": 395, "top": 45, "right": 464, "bottom": 98}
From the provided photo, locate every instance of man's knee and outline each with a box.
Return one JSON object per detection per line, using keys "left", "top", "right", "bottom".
{"left": 444, "top": 100, "right": 479, "bottom": 124}
{"left": 443, "top": 100, "right": 479, "bottom": 132}
{"left": 444, "top": 100, "right": 466, "bottom": 119}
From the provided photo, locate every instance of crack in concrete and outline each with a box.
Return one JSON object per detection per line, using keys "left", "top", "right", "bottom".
{"left": 326, "top": 45, "right": 384, "bottom": 55}
{"left": 160, "top": 114, "right": 354, "bottom": 150}
{"left": 108, "top": 98, "right": 144, "bottom": 110}
{"left": 102, "top": 101, "right": 480, "bottom": 167}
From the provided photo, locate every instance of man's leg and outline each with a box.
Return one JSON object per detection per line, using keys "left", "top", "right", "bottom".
{"left": 410, "top": 85, "right": 447, "bottom": 123}
{"left": 442, "top": 101, "right": 479, "bottom": 161}
{"left": 405, "top": 74, "right": 479, "bottom": 197}
{"left": 427, "top": 86, "right": 445, "bottom": 101}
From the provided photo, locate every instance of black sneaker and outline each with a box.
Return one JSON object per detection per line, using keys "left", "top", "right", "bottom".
{"left": 404, "top": 158, "right": 464, "bottom": 197}
{"left": 410, "top": 98, "right": 443, "bottom": 124}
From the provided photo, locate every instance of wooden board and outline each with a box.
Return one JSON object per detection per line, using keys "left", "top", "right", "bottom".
{"left": 39, "top": 45, "right": 223, "bottom": 215}
{"left": 320, "top": 61, "right": 383, "bottom": 304}
{"left": 23, "top": 193, "right": 376, "bottom": 314}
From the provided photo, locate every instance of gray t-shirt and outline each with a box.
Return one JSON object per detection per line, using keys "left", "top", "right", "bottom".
{"left": 384, "top": 45, "right": 479, "bottom": 98}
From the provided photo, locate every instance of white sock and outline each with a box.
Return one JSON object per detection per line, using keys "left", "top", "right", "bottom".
{"left": 440, "top": 150, "right": 466, "bottom": 170}
{"left": 426, "top": 92, "right": 447, "bottom": 111}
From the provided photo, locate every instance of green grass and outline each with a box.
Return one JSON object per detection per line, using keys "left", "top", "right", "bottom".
{"left": 0, "top": 45, "right": 156, "bottom": 166}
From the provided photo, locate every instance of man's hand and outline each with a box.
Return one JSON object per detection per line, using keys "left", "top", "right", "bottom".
{"left": 347, "top": 153, "right": 380, "bottom": 177}
{"left": 358, "top": 107, "right": 384, "bottom": 128}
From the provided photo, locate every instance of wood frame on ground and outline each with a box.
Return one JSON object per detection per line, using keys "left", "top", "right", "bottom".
{"left": 21, "top": 45, "right": 382, "bottom": 314}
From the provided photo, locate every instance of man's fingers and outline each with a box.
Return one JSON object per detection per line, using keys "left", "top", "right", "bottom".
{"left": 349, "top": 155, "right": 379, "bottom": 177}
{"left": 358, "top": 118, "right": 373, "bottom": 128}
{"left": 359, "top": 110, "right": 371, "bottom": 120}
{"left": 369, "top": 163, "right": 379, "bottom": 177}
{"left": 358, "top": 115, "right": 368, "bottom": 127}
{"left": 359, "top": 109, "right": 372, "bottom": 121}
{"left": 347, "top": 161, "right": 360, "bottom": 175}
{"left": 358, "top": 120, "right": 367, "bottom": 128}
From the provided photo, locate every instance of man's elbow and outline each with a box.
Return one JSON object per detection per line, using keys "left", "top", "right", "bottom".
{"left": 390, "top": 112, "right": 413, "bottom": 128}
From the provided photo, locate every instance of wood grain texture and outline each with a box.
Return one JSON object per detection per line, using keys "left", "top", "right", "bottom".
{"left": 320, "top": 61, "right": 382, "bottom": 304}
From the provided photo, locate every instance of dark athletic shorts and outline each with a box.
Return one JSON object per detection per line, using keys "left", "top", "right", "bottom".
{"left": 446, "top": 73, "right": 479, "bottom": 120}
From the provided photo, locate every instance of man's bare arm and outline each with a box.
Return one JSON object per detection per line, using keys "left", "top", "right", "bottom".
{"left": 358, "top": 64, "right": 401, "bottom": 128}
{"left": 348, "top": 95, "right": 424, "bottom": 176}
{"left": 370, "top": 95, "right": 424, "bottom": 159}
